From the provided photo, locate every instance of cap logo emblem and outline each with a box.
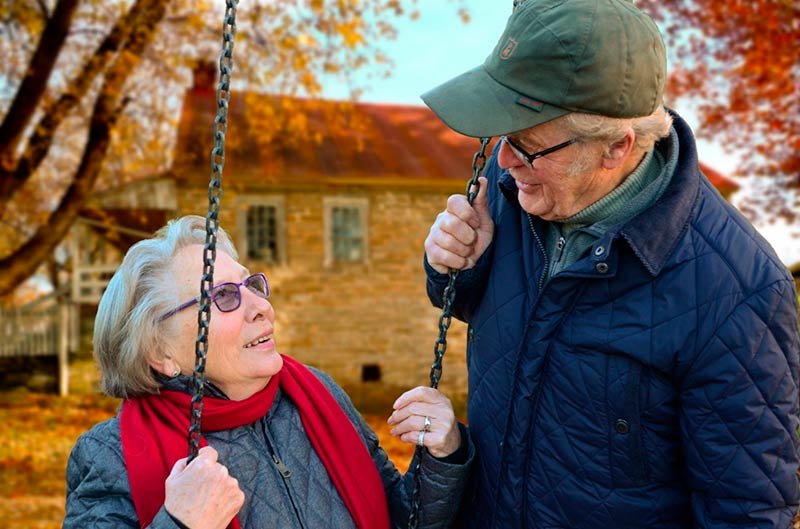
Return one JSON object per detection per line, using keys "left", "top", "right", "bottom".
{"left": 500, "top": 37, "right": 518, "bottom": 60}
{"left": 515, "top": 96, "right": 544, "bottom": 112}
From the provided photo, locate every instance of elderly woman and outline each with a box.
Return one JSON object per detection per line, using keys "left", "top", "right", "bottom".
{"left": 64, "top": 215, "right": 472, "bottom": 529}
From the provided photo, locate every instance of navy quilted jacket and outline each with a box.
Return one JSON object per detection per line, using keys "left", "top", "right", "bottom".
{"left": 425, "top": 113, "right": 800, "bottom": 528}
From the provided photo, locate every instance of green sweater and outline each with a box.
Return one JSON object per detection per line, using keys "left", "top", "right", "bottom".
{"left": 543, "top": 128, "right": 679, "bottom": 281}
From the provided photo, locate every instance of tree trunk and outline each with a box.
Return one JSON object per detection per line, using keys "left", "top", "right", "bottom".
{"left": 0, "top": 0, "right": 80, "bottom": 169}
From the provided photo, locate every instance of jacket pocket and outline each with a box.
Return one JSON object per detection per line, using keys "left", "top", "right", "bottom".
{"left": 608, "top": 357, "right": 649, "bottom": 485}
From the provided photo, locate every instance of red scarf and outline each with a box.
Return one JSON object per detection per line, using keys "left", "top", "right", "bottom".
{"left": 120, "top": 355, "right": 390, "bottom": 529}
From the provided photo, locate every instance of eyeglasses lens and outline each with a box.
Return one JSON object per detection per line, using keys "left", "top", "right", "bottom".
{"left": 246, "top": 274, "right": 269, "bottom": 298}
{"left": 212, "top": 284, "right": 241, "bottom": 312}
{"left": 210, "top": 274, "right": 270, "bottom": 313}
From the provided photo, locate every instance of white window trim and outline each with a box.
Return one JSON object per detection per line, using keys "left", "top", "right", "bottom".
{"left": 235, "top": 195, "right": 287, "bottom": 265}
{"left": 323, "top": 196, "right": 369, "bottom": 267}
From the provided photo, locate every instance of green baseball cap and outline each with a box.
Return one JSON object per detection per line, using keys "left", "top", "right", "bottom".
{"left": 421, "top": 0, "right": 666, "bottom": 137}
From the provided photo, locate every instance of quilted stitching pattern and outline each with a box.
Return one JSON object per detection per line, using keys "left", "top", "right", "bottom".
{"left": 64, "top": 369, "right": 473, "bottom": 529}
{"left": 429, "top": 114, "right": 800, "bottom": 529}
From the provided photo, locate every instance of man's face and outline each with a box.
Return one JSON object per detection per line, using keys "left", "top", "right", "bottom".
{"left": 497, "top": 119, "right": 605, "bottom": 221}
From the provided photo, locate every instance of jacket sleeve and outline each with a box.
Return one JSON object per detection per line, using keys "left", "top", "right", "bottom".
{"left": 63, "top": 422, "right": 182, "bottom": 529}
{"left": 424, "top": 150, "right": 504, "bottom": 323}
{"left": 311, "top": 368, "right": 475, "bottom": 529}
{"left": 424, "top": 250, "right": 493, "bottom": 323}
{"left": 679, "top": 279, "right": 800, "bottom": 528}
{"left": 377, "top": 422, "right": 474, "bottom": 529}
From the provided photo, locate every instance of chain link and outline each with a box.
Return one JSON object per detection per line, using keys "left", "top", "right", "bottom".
{"left": 429, "top": 137, "right": 489, "bottom": 389}
{"left": 188, "top": 0, "right": 238, "bottom": 464}
{"left": 406, "top": 137, "right": 490, "bottom": 529}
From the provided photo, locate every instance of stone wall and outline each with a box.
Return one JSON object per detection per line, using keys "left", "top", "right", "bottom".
{"left": 177, "top": 185, "right": 469, "bottom": 411}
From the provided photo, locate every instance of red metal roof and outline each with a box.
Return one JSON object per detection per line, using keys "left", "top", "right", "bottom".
{"left": 698, "top": 162, "right": 739, "bottom": 196}
{"left": 172, "top": 89, "right": 494, "bottom": 189}
{"left": 172, "top": 86, "right": 737, "bottom": 195}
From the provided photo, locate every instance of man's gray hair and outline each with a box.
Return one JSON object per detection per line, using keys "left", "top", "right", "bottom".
{"left": 93, "top": 215, "right": 238, "bottom": 398}
{"left": 562, "top": 105, "right": 673, "bottom": 156}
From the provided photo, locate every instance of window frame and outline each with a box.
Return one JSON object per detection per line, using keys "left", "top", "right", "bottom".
{"left": 323, "top": 196, "right": 369, "bottom": 267}
{"left": 236, "top": 195, "right": 287, "bottom": 265}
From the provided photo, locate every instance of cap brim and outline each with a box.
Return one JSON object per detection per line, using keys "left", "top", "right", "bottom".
{"left": 421, "top": 65, "right": 570, "bottom": 138}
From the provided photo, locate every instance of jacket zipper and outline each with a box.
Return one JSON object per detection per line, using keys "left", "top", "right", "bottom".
{"left": 527, "top": 213, "right": 549, "bottom": 292}
{"left": 260, "top": 422, "right": 308, "bottom": 529}
{"left": 522, "top": 214, "right": 591, "bottom": 527}
{"left": 552, "top": 236, "right": 566, "bottom": 278}
{"left": 496, "top": 213, "right": 551, "bottom": 529}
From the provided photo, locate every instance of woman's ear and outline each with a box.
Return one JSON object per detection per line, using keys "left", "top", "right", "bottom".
{"left": 602, "top": 128, "right": 636, "bottom": 170}
{"left": 148, "top": 352, "right": 180, "bottom": 378}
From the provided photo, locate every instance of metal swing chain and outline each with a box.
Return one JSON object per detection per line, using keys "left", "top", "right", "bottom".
{"left": 188, "top": 0, "right": 238, "bottom": 463}
{"left": 406, "top": 136, "right": 491, "bottom": 529}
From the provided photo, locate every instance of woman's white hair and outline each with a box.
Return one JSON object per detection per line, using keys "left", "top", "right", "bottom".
{"left": 93, "top": 215, "right": 238, "bottom": 398}
{"left": 562, "top": 105, "right": 673, "bottom": 156}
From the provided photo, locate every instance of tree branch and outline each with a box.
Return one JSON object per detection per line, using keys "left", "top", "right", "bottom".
{"left": 0, "top": 0, "right": 169, "bottom": 296}
{"left": 0, "top": 0, "right": 168, "bottom": 216}
{"left": 0, "top": 0, "right": 79, "bottom": 173}
{"left": 35, "top": 0, "right": 50, "bottom": 17}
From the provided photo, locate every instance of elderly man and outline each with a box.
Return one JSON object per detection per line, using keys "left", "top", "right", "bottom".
{"left": 421, "top": 0, "right": 800, "bottom": 528}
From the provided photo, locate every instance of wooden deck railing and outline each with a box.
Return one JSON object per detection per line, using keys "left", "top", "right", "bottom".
{"left": 0, "top": 293, "right": 72, "bottom": 395}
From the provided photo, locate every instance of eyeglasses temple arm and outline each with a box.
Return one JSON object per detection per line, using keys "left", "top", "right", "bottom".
{"left": 158, "top": 298, "right": 200, "bottom": 322}
{"left": 535, "top": 137, "right": 580, "bottom": 159}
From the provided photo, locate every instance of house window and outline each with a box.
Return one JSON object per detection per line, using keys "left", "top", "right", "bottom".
{"left": 247, "top": 206, "right": 278, "bottom": 261}
{"left": 324, "top": 197, "right": 368, "bottom": 266}
{"left": 237, "top": 196, "right": 286, "bottom": 264}
{"left": 332, "top": 207, "right": 363, "bottom": 261}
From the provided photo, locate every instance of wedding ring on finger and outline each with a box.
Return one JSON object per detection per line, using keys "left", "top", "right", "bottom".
{"left": 417, "top": 429, "right": 426, "bottom": 447}
{"left": 423, "top": 416, "right": 432, "bottom": 432}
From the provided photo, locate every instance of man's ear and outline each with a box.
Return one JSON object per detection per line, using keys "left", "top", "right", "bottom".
{"left": 602, "top": 128, "right": 636, "bottom": 169}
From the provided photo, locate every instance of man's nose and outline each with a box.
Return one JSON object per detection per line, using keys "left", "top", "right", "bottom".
{"left": 497, "top": 138, "right": 524, "bottom": 170}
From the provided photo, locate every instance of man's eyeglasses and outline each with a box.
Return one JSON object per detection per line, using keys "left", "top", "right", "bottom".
{"left": 158, "top": 273, "right": 270, "bottom": 321}
{"left": 501, "top": 135, "right": 580, "bottom": 170}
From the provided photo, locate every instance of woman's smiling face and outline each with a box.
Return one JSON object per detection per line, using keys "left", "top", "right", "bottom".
{"left": 168, "top": 244, "right": 283, "bottom": 400}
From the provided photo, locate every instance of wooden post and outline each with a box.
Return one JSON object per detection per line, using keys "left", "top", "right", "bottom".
{"left": 58, "top": 303, "right": 69, "bottom": 396}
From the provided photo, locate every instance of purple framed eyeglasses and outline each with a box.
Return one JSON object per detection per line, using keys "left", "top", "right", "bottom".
{"left": 158, "top": 273, "right": 270, "bottom": 321}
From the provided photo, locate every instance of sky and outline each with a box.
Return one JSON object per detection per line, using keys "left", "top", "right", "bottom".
{"left": 320, "top": 1, "right": 799, "bottom": 267}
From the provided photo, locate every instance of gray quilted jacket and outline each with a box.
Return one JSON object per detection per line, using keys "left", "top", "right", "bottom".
{"left": 63, "top": 368, "right": 473, "bottom": 529}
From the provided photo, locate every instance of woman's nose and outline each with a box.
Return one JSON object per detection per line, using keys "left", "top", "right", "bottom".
{"left": 243, "top": 289, "right": 274, "bottom": 321}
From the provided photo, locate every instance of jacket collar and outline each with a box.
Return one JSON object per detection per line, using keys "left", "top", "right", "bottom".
{"left": 619, "top": 111, "right": 700, "bottom": 276}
